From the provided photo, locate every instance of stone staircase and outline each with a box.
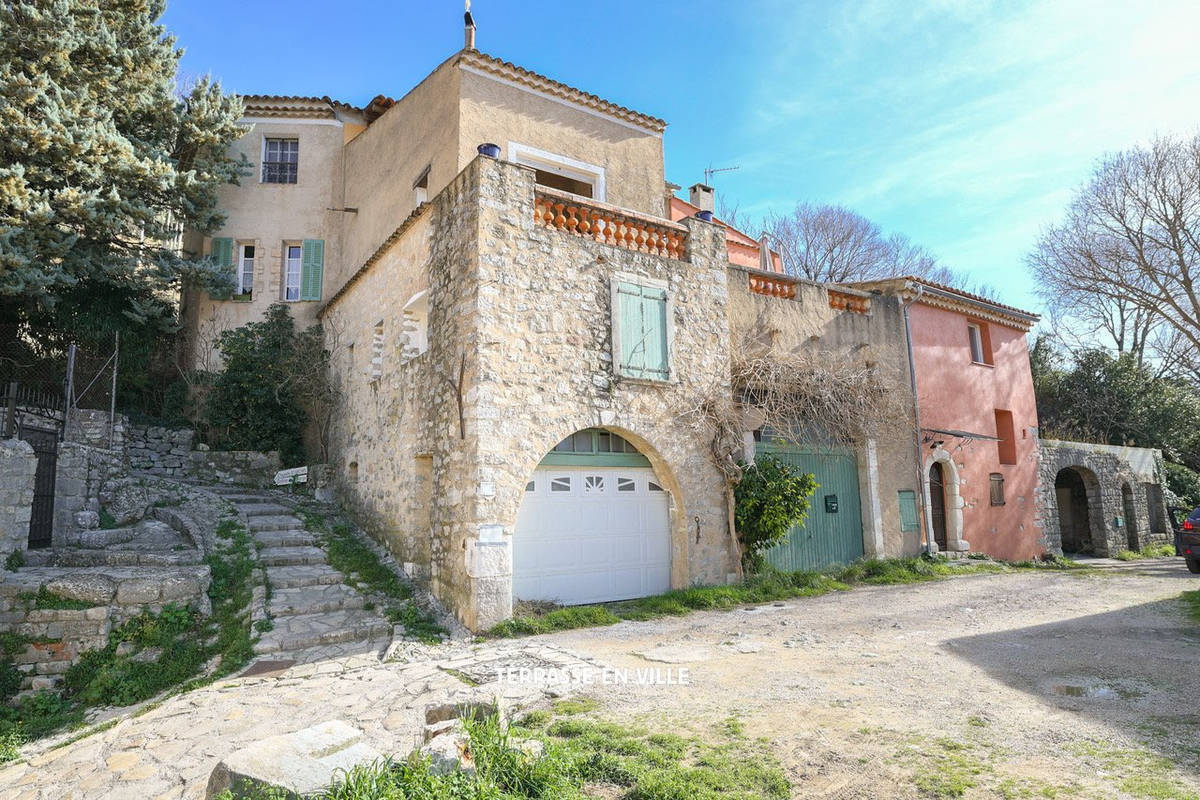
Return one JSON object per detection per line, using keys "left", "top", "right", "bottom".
{"left": 213, "top": 489, "right": 393, "bottom": 662}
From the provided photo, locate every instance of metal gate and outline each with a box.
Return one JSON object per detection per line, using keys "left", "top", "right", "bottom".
{"left": 756, "top": 442, "right": 864, "bottom": 572}
{"left": 20, "top": 425, "right": 58, "bottom": 550}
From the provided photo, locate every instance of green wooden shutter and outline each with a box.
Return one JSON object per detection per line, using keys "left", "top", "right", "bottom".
{"left": 898, "top": 490, "right": 920, "bottom": 532}
{"left": 300, "top": 239, "right": 325, "bottom": 301}
{"left": 616, "top": 281, "right": 669, "bottom": 380}
{"left": 210, "top": 237, "right": 234, "bottom": 299}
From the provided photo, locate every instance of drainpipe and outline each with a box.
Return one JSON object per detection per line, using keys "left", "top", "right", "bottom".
{"left": 902, "top": 284, "right": 937, "bottom": 557}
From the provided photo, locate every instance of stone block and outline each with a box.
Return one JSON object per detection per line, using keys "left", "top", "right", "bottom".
{"left": 115, "top": 578, "right": 161, "bottom": 605}
{"left": 74, "top": 510, "right": 100, "bottom": 530}
{"left": 205, "top": 720, "right": 385, "bottom": 799}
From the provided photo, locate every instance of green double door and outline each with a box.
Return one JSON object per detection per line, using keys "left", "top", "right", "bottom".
{"left": 758, "top": 441, "right": 864, "bottom": 572}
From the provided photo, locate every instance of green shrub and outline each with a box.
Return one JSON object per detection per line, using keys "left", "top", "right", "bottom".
{"left": 4, "top": 550, "right": 23, "bottom": 572}
{"left": 733, "top": 454, "right": 817, "bottom": 572}
{"left": 203, "top": 304, "right": 324, "bottom": 467}
{"left": 1164, "top": 461, "right": 1200, "bottom": 509}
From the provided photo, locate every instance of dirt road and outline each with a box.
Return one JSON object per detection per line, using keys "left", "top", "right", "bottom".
{"left": 550, "top": 560, "right": 1200, "bottom": 798}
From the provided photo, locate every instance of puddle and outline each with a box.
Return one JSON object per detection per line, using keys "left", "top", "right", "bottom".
{"left": 1050, "top": 680, "right": 1147, "bottom": 701}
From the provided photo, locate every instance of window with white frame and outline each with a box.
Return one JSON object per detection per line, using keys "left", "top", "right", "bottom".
{"left": 262, "top": 138, "right": 299, "bottom": 183}
{"left": 284, "top": 244, "right": 302, "bottom": 301}
{"left": 236, "top": 243, "right": 254, "bottom": 298}
{"left": 508, "top": 142, "right": 605, "bottom": 201}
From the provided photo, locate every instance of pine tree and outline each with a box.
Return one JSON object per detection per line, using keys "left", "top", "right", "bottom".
{"left": 0, "top": 0, "right": 245, "bottom": 337}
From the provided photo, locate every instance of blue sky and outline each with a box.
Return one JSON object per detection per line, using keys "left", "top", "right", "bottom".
{"left": 164, "top": 0, "right": 1200, "bottom": 316}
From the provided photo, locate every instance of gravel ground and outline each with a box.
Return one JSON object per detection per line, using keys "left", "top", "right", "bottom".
{"left": 546, "top": 559, "right": 1200, "bottom": 799}
{"left": 3, "top": 559, "right": 1196, "bottom": 799}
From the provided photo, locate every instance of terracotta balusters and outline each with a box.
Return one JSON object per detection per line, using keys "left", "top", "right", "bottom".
{"left": 533, "top": 191, "right": 689, "bottom": 261}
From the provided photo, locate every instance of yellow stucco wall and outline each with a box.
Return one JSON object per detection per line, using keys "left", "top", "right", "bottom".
{"left": 457, "top": 69, "right": 665, "bottom": 217}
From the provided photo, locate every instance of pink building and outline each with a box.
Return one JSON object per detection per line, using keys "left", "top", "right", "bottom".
{"left": 852, "top": 278, "right": 1043, "bottom": 561}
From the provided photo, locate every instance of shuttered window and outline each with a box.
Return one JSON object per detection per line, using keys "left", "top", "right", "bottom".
{"left": 898, "top": 490, "right": 920, "bottom": 532}
{"left": 300, "top": 239, "right": 324, "bottom": 301}
{"left": 210, "top": 237, "right": 234, "bottom": 299}
{"left": 614, "top": 280, "right": 670, "bottom": 381}
{"left": 990, "top": 473, "right": 1005, "bottom": 506}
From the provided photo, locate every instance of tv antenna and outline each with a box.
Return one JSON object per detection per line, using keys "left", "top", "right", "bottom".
{"left": 704, "top": 164, "right": 740, "bottom": 184}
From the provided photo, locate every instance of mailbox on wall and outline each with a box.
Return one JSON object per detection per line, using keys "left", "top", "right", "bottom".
{"left": 824, "top": 494, "right": 839, "bottom": 514}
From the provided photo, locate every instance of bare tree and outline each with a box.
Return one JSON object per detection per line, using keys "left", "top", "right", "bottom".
{"left": 1029, "top": 131, "right": 1200, "bottom": 375}
{"left": 762, "top": 203, "right": 984, "bottom": 292}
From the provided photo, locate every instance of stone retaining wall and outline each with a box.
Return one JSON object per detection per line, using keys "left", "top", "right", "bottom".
{"left": 64, "top": 408, "right": 126, "bottom": 451}
{"left": 0, "top": 438, "right": 37, "bottom": 558}
{"left": 127, "top": 424, "right": 195, "bottom": 476}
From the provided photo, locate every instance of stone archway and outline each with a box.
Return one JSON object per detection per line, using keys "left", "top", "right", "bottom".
{"left": 923, "top": 447, "right": 965, "bottom": 552}
{"left": 1054, "top": 466, "right": 1107, "bottom": 555}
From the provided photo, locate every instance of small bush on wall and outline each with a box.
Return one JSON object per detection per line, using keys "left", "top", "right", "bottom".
{"left": 734, "top": 453, "right": 817, "bottom": 572}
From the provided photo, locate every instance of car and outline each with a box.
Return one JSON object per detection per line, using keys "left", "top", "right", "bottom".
{"left": 1176, "top": 506, "right": 1200, "bottom": 574}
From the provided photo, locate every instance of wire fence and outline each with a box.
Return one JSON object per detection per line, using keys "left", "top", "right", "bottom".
{"left": 1, "top": 324, "right": 119, "bottom": 444}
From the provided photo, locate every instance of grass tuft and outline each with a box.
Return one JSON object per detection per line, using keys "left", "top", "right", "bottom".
{"left": 1182, "top": 590, "right": 1200, "bottom": 624}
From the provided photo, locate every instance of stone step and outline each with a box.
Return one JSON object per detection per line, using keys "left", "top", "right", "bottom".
{"left": 51, "top": 548, "right": 204, "bottom": 568}
{"left": 266, "top": 565, "right": 346, "bottom": 589}
{"left": 248, "top": 515, "right": 304, "bottom": 532}
{"left": 259, "top": 546, "right": 327, "bottom": 567}
{"left": 269, "top": 584, "right": 366, "bottom": 616}
{"left": 252, "top": 609, "right": 392, "bottom": 654}
{"left": 241, "top": 504, "right": 295, "bottom": 518}
{"left": 253, "top": 530, "right": 317, "bottom": 549}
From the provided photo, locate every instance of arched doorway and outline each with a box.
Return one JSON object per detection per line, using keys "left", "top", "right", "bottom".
{"left": 929, "top": 462, "right": 948, "bottom": 551}
{"left": 1122, "top": 483, "right": 1138, "bottom": 550}
{"left": 513, "top": 428, "right": 671, "bottom": 606}
{"left": 1055, "top": 468, "right": 1093, "bottom": 553}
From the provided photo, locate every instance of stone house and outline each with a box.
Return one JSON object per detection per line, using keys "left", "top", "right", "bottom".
{"left": 182, "top": 38, "right": 936, "bottom": 630}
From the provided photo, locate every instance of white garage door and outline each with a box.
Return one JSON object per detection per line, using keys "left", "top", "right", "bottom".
{"left": 513, "top": 466, "right": 671, "bottom": 605}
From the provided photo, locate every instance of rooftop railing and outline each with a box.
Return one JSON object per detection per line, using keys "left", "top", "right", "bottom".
{"left": 534, "top": 188, "right": 688, "bottom": 261}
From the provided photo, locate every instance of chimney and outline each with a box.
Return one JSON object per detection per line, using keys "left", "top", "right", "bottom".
{"left": 689, "top": 183, "right": 715, "bottom": 213}
{"left": 464, "top": 2, "right": 476, "bottom": 50}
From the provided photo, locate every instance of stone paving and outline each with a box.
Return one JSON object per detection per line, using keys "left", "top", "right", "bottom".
{"left": 0, "top": 640, "right": 600, "bottom": 799}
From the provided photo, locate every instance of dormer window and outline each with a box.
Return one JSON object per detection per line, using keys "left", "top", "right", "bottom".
{"left": 508, "top": 142, "right": 605, "bottom": 202}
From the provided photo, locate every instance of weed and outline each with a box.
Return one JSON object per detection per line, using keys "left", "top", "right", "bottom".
{"left": 1116, "top": 545, "right": 1177, "bottom": 561}
{"left": 966, "top": 715, "right": 989, "bottom": 728}
{"left": 98, "top": 507, "right": 117, "bottom": 530}
{"left": 253, "top": 618, "right": 274, "bottom": 634}
{"left": 1183, "top": 590, "right": 1200, "bottom": 623}
{"left": 16, "top": 586, "right": 94, "bottom": 612}
{"left": 4, "top": 550, "right": 23, "bottom": 572}
{"left": 553, "top": 697, "right": 599, "bottom": 715}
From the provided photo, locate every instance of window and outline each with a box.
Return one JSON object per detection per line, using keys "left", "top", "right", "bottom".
{"left": 897, "top": 490, "right": 920, "bottom": 532}
{"left": 370, "top": 321, "right": 384, "bottom": 381}
{"left": 236, "top": 243, "right": 254, "bottom": 299}
{"left": 617, "top": 478, "right": 636, "bottom": 492}
{"left": 613, "top": 279, "right": 671, "bottom": 381}
{"left": 648, "top": 481, "right": 664, "bottom": 492}
{"left": 994, "top": 409, "right": 1017, "bottom": 465}
{"left": 550, "top": 477, "right": 572, "bottom": 492}
{"left": 262, "top": 138, "right": 299, "bottom": 183}
{"left": 967, "top": 322, "right": 993, "bottom": 365}
{"left": 283, "top": 240, "right": 325, "bottom": 302}
{"left": 541, "top": 429, "right": 652, "bottom": 468}
{"left": 209, "top": 237, "right": 234, "bottom": 299}
{"left": 414, "top": 165, "right": 430, "bottom": 205}
{"left": 508, "top": 142, "right": 606, "bottom": 202}
{"left": 584, "top": 475, "right": 605, "bottom": 494}
{"left": 284, "top": 244, "right": 302, "bottom": 300}
{"left": 989, "top": 473, "right": 1006, "bottom": 506}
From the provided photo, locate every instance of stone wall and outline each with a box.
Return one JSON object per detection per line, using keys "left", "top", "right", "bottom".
{"left": 0, "top": 564, "right": 211, "bottom": 692}
{"left": 1036, "top": 439, "right": 1170, "bottom": 556}
{"left": 53, "top": 442, "right": 123, "bottom": 549}
{"left": 187, "top": 450, "right": 281, "bottom": 488}
{"left": 0, "top": 438, "right": 37, "bottom": 558}
{"left": 127, "top": 424, "right": 195, "bottom": 476}
{"left": 64, "top": 408, "right": 125, "bottom": 451}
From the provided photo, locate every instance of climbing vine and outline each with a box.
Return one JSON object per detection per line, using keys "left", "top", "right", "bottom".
{"left": 733, "top": 454, "right": 818, "bottom": 572}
